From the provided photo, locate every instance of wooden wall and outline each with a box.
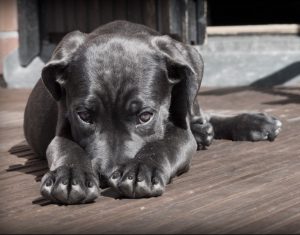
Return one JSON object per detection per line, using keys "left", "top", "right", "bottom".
{"left": 39, "top": 0, "right": 158, "bottom": 43}
{"left": 17, "top": 0, "right": 207, "bottom": 66}
{"left": 38, "top": 0, "right": 206, "bottom": 44}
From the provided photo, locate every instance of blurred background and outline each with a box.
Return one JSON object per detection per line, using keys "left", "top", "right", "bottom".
{"left": 1, "top": 0, "right": 300, "bottom": 88}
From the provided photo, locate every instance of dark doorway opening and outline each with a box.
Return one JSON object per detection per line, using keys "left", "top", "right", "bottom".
{"left": 207, "top": 0, "right": 300, "bottom": 26}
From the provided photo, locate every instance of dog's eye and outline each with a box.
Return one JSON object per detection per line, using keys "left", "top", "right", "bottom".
{"left": 77, "top": 110, "right": 93, "bottom": 124}
{"left": 138, "top": 111, "right": 153, "bottom": 124}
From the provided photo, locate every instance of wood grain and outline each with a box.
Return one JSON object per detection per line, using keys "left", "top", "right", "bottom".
{"left": 0, "top": 86, "right": 299, "bottom": 233}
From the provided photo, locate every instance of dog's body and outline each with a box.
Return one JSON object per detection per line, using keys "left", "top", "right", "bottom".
{"left": 24, "top": 21, "right": 282, "bottom": 204}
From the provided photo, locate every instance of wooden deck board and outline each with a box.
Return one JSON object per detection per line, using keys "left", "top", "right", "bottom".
{"left": 0, "top": 86, "right": 299, "bottom": 234}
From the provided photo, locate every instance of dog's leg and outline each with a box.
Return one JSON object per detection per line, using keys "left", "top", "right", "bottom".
{"left": 208, "top": 112, "right": 282, "bottom": 141}
{"left": 107, "top": 124, "right": 197, "bottom": 198}
{"left": 40, "top": 136, "right": 100, "bottom": 204}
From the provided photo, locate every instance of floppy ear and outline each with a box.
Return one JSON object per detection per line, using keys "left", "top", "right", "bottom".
{"left": 151, "top": 35, "right": 204, "bottom": 116}
{"left": 41, "top": 31, "right": 87, "bottom": 101}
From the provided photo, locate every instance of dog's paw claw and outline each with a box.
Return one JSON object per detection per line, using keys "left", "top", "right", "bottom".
{"left": 40, "top": 166, "right": 99, "bottom": 205}
{"left": 108, "top": 161, "right": 166, "bottom": 198}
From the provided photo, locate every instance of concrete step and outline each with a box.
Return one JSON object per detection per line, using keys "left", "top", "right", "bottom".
{"left": 197, "top": 35, "right": 300, "bottom": 87}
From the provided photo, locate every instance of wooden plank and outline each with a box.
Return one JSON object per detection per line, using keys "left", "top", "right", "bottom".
{"left": 157, "top": 0, "right": 185, "bottom": 41}
{"left": 169, "top": 0, "right": 183, "bottom": 40}
{"left": 75, "top": 0, "right": 88, "bottom": 32}
{"left": 64, "top": 0, "right": 77, "bottom": 32}
{"left": 99, "top": 0, "right": 113, "bottom": 24}
{"left": 207, "top": 24, "right": 300, "bottom": 36}
{"left": 0, "top": 86, "right": 300, "bottom": 233}
{"left": 87, "top": 0, "right": 100, "bottom": 32}
{"left": 196, "top": 0, "right": 207, "bottom": 44}
{"left": 188, "top": 0, "right": 197, "bottom": 44}
{"left": 181, "top": 0, "right": 189, "bottom": 43}
{"left": 38, "top": 0, "right": 47, "bottom": 41}
{"left": 113, "top": 0, "right": 126, "bottom": 21}
{"left": 156, "top": 0, "right": 169, "bottom": 34}
{"left": 53, "top": 0, "right": 65, "bottom": 33}
{"left": 142, "top": 0, "right": 157, "bottom": 30}
{"left": 17, "top": 0, "right": 40, "bottom": 66}
{"left": 127, "top": 0, "right": 142, "bottom": 24}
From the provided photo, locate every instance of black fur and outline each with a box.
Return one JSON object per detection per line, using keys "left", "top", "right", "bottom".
{"left": 23, "top": 21, "right": 282, "bottom": 204}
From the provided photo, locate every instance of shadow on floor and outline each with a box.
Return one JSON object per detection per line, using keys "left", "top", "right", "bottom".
{"left": 7, "top": 141, "right": 121, "bottom": 206}
{"left": 200, "top": 86, "right": 300, "bottom": 105}
{"left": 7, "top": 141, "right": 47, "bottom": 182}
{"left": 0, "top": 75, "right": 7, "bottom": 88}
{"left": 200, "top": 62, "right": 300, "bottom": 105}
{"left": 7, "top": 141, "right": 52, "bottom": 206}
{"left": 251, "top": 61, "right": 300, "bottom": 88}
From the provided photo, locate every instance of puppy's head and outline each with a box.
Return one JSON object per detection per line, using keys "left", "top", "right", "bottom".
{"left": 42, "top": 29, "right": 203, "bottom": 173}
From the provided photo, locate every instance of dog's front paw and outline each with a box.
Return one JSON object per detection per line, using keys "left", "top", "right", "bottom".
{"left": 191, "top": 120, "right": 214, "bottom": 150}
{"left": 234, "top": 113, "right": 282, "bottom": 141}
{"left": 40, "top": 165, "right": 99, "bottom": 204}
{"left": 108, "top": 161, "right": 167, "bottom": 198}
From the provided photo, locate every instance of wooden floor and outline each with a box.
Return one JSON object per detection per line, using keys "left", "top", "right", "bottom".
{"left": 0, "top": 86, "right": 300, "bottom": 234}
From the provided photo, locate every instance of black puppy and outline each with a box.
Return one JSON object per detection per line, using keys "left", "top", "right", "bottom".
{"left": 24, "top": 21, "right": 282, "bottom": 204}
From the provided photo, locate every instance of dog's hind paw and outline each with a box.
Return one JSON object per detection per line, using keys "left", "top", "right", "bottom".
{"left": 40, "top": 165, "right": 99, "bottom": 205}
{"left": 232, "top": 113, "right": 282, "bottom": 141}
{"left": 191, "top": 121, "right": 214, "bottom": 150}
